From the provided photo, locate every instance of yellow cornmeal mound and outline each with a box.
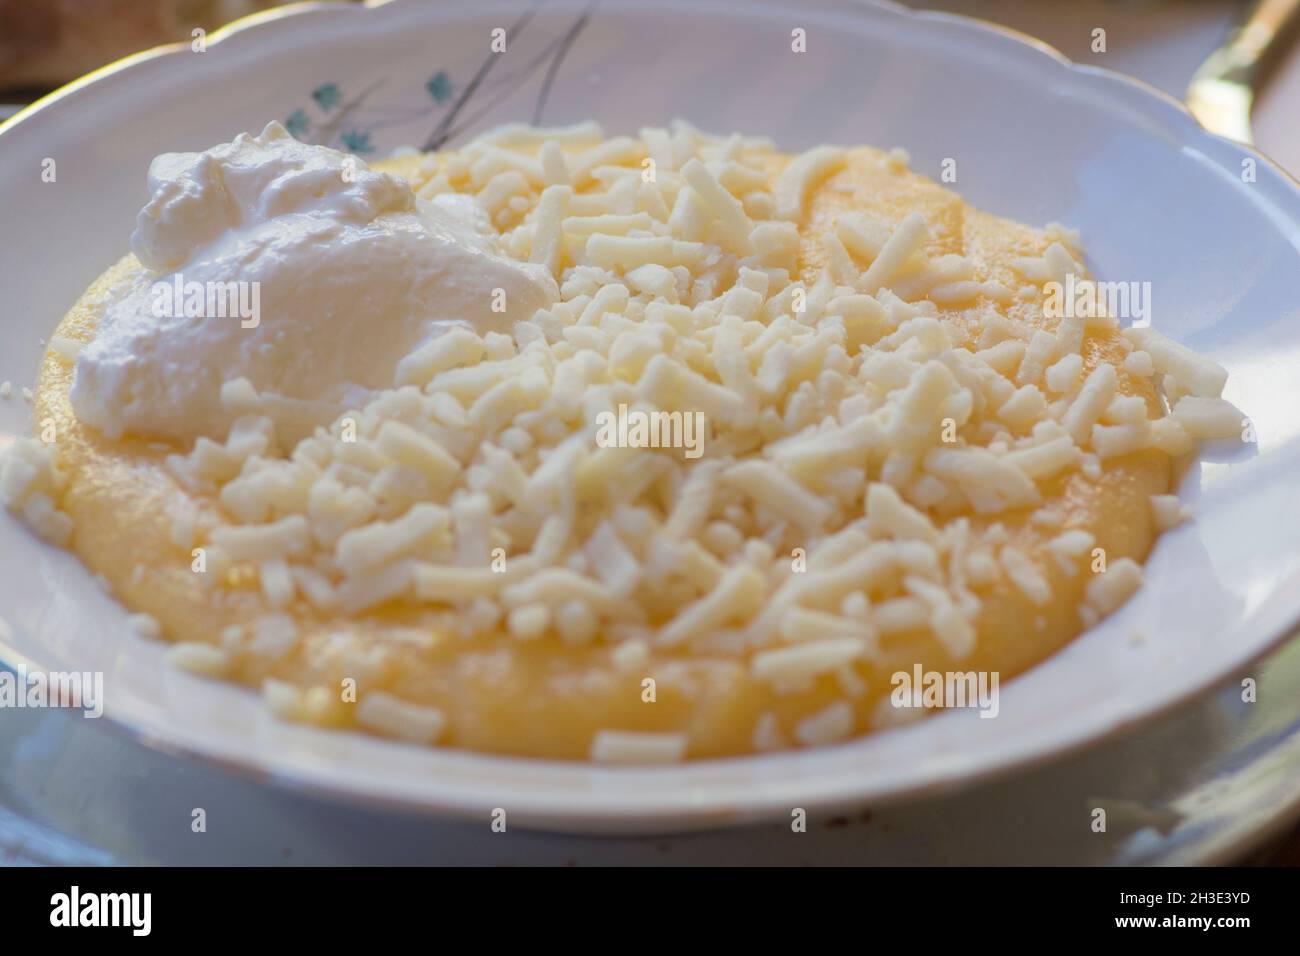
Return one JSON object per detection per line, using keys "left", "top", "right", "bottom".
{"left": 7, "top": 121, "right": 1242, "bottom": 761}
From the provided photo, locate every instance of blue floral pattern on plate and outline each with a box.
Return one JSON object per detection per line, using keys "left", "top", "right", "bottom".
{"left": 283, "top": 2, "right": 597, "bottom": 154}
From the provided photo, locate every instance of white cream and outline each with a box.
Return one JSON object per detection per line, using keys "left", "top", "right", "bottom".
{"left": 71, "top": 121, "right": 557, "bottom": 443}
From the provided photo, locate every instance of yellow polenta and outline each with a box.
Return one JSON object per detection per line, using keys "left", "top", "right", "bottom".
{"left": 29, "top": 134, "right": 1178, "bottom": 760}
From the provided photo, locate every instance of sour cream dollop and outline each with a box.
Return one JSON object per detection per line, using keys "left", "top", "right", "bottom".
{"left": 71, "top": 121, "right": 558, "bottom": 443}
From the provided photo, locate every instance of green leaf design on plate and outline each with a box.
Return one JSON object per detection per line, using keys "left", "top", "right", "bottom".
{"left": 284, "top": 108, "right": 310, "bottom": 139}
{"left": 426, "top": 71, "right": 453, "bottom": 104}
{"left": 312, "top": 83, "right": 342, "bottom": 112}
{"left": 340, "top": 129, "right": 374, "bottom": 155}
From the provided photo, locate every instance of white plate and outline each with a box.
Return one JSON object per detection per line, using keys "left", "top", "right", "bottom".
{"left": 3, "top": 0, "right": 1300, "bottom": 833}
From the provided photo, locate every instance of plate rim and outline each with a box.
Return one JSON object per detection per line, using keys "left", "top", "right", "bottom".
{"left": 4, "top": 0, "right": 1300, "bottom": 832}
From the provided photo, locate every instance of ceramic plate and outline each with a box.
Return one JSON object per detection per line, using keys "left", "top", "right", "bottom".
{"left": 2, "top": 0, "right": 1300, "bottom": 832}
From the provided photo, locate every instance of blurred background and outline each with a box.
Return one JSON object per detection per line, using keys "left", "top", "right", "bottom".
{"left": 0, "top": 1, "right": 279, "bottom": 90}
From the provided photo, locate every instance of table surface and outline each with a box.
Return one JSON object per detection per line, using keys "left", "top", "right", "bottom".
{"left": 4, "top": 0, "right": 1300, "bottom": 865}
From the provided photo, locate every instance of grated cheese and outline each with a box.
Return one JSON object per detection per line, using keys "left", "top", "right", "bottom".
{"left": 590, "top": 730, "right": 688, "bottom": 764}
{"left": 7, "top": 120, "right": 1249, "bottom": 758}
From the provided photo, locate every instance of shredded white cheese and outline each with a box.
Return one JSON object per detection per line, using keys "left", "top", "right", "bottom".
{"left": 5, "top": 120, "right": 1247, "bottom": 756}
